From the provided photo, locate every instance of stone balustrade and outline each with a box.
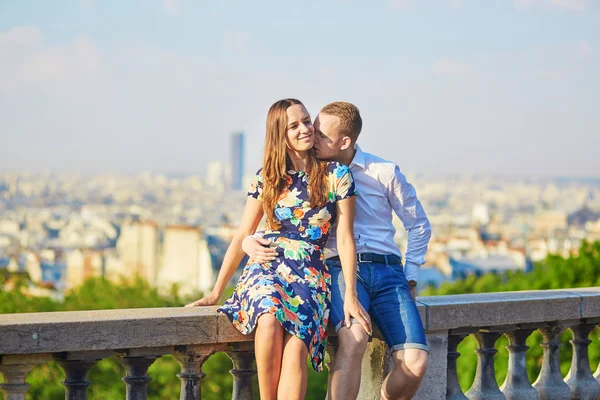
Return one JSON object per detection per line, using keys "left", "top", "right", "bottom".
{"left": 1, "top": 287, "right": 599, "bottom": 399}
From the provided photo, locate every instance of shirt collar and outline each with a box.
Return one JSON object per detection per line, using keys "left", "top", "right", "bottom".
{"left": 350, "top": 144, "right": 366, "bottom": 170}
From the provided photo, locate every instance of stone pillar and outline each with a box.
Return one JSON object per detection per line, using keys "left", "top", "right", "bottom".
{"left": 532, "top": 325, "right": 571, "bottom": 400}
{"left": 500, "top": 329, "right": 537, "bottom": 400}
{"left": 465, "top": 331, "right": 506, "bottom": 400}
{"left": 446, "top": 333, "right": 468, "bottom": 400}
{"left": 56, "top": 359, "right": 98, "bottom": 400}
{"left": 564, "top": 323, "right": 600, "bottom": 400}
{"left": 54, "top": 351, "right": 108, "bottom": 400}
{"left": 357, "top": 338, "right": 392, "bottom": 400}
{"left": 118, "top": 356, "right": 158, "bottom": 400}
{"left": 0, "top": 354, "right": 52, "bottom": 400}
{"left": 226, "top": 345, "right": 256, "bottom": 400}
{"left": 0, "top": 364, "right": 35, "bottom": 400}
{"left": 174, "top": 344, "right": 223, "bottom": 400}
{"left": 414, "top": 330, "right": 448, "bottom": 400}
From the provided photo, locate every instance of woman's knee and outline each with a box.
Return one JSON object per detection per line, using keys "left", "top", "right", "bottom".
{"left": 283, "top": 334, "right": 308, "bottom": 356}
{"left": 256, "top": 313, "right": 283, "bottom": 335}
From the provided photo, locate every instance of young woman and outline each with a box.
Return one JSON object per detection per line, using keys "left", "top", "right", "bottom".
{"left": 186, "top": 98, "right": 371, "bottom": 400}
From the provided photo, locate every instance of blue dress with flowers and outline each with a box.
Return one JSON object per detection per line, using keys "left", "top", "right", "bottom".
{"left": 218, "top": 161, "right": 356, "bottom": 371}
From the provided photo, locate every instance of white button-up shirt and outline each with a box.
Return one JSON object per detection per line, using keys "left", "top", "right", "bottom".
{"left": 325, "top": 145, "right": 431, "bottom": 282}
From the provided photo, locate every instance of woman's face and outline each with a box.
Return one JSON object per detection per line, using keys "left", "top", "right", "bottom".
{"left": 285, "top": 104, "right": 314, "bottom": 153}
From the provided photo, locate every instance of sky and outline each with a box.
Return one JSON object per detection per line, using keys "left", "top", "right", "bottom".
{"left": 1, "top": 0, "right": 599, "bottom": 178}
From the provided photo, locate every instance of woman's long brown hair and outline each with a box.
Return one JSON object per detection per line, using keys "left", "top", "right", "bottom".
{"left": 262, "top": 99, "right": 329, "bottom": 230}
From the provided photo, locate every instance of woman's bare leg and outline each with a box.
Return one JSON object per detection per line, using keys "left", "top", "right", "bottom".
{"left": 255, "top": 314, "right": 285, "bottom": 400}
{"left": 277, "top": 332, "right": 309, "bottom": 400}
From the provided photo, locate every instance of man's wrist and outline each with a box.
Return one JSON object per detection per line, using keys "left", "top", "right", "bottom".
{"left": 408, "top": 279, "right": 417, "bottom": 289}
{"left": 404, "top": 261, "right": 421, "bottom": 282}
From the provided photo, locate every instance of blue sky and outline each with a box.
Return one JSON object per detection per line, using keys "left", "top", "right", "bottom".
{"left": 1, "top": 0, "right": 599, "bottom": 177}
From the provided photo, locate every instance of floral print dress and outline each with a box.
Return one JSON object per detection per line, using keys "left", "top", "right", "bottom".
{"left": 218, "top": 161, "right": 356, "bottom": 371}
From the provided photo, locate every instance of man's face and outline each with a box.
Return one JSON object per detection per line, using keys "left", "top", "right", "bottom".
{"left": 313, "top": 113, "right": 345, "bottom": 161}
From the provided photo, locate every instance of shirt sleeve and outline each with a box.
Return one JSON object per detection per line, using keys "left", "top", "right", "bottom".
{"left": 387, "top": 165, "right": 431, "bottom": 282}
{"left": 247, "top": 168, "right": 263, "bottom": 201}
{"left": 333, "top": 163, "right": 357, "bottom": 201}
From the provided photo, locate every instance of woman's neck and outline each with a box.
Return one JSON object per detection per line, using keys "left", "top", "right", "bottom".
{"left": 287, "top": 151, "right": 310, "bottom": 172}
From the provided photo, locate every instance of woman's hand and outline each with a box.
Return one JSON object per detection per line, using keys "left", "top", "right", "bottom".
{"left": 344, "top": 293, "right": 372, "bottom": 335}
{"left": 242, "top": 236, "right": 278, "bottom": 263}
{"left": 185, "top": 291, "right": 220, "bottom": 307}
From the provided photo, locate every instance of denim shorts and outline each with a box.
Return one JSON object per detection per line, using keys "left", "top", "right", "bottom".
{"left": 326, "top": 259, "right": 428, "bottom": 353}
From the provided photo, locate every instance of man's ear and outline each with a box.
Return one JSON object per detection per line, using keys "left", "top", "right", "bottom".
{"left": 340, "top": 136, "right": 353, "bottom": 151}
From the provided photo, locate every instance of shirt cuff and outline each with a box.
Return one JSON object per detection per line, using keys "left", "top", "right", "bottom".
{"left": 403, "top": 262, "right": 421, "bottom": 282}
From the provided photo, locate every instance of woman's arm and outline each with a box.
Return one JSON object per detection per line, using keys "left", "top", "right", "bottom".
{"left": 335, "top": 196, "right": 372, "bottom": 334}
{"left": 185, "top": 197, "right": 264, "bottom": 307}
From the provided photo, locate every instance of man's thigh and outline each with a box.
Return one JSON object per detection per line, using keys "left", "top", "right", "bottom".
{"left": 369, "top": 263, "right": 428, "bottom": 352}
{"left": 326, "top": 259, "right": 371, "bottom": 332}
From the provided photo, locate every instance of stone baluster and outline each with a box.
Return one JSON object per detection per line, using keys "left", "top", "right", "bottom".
{"left": 116, "top": 349, "right": 163, "bottom": 400}
{"left": 447, "top": 333, "right": 468, "bottom": 400}
{"left": 500, "top": 329, "right": 537, "bottom": 400}
{"left": 595, "top": 321, "right": 600, "bottom": 384}
{"left": 532, "top": 324, "right": 571, "bottom": 400}
{"left": 0, "top": 363, "right": 35, "bottom": 400}
{"left": 564, "top": 323, "right": 600, "bottom": 400}
{"left": 54, "top": 351, "right": 109, "bottom": 400}
{"left": 0, "top": 354, "right": 51, "bottom": 400}
{"left": 227, "top": 343, "right": 256, "bottom": 400}
{"left": 465, "top": 331, "right": 506, "bottom": 400}
{"left": 174, "top": 344, "right": 223, "bottom": 400}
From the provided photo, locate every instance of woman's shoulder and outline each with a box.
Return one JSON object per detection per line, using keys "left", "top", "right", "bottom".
{"left": 325, "top": 161, "right": 351, "bottom": 176}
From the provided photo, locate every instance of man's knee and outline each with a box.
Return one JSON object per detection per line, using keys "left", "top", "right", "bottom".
{"left": 337, "top": 326, "right": 370, "bottom": 359}
{"left": 395, "top": 349, "right": 428, "bottom": 378}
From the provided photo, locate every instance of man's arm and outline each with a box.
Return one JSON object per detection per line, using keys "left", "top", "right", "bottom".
{"left": 387, "top": 165, "right": 431, "bottom": 284}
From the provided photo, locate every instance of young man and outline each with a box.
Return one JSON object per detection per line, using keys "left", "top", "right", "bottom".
{"left": 244, "top": 102, "right": 431, "bottom": 400}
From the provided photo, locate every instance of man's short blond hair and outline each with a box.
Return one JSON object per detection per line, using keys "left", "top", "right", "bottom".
{"left": 320, "top": 101, "right": 362, "bottom": 142}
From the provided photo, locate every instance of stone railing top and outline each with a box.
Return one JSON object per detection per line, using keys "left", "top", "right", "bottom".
{"left": 1, "top": 288, "right": 599, "bottom": 356}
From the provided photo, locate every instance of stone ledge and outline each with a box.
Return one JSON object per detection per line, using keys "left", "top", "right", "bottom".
{"left": 418, "top": 289, "right": 595, "bottom": 330}
{"left": 1, "top": 288, "right": 599, "bottom": 356}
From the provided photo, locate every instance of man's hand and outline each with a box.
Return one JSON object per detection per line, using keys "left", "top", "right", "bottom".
{"left": 242, "top": 236, "right": 278, "bottom": 263}
{"left": 410, "top": 287, "right": 416, "bottom": 301}
{"left": 185, "top": 292, "right": 220, "bottom": 307}
{"left": 344, "top": 294, "right": 372, "bottom": 335}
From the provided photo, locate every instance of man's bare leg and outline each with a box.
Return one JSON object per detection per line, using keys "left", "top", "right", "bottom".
{"left": 327, "top": 324, "right": 370, "bottom": 400}
{"left": 380, "top": 349, "right": 428, "bottom": 400}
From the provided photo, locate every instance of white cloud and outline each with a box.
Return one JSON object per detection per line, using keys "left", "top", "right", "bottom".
{"left": 0, "top": 26, "right": 112, "bottom": 99}
{"left": 539, "top": 69, "right": 561, "bottom": 80}
{"left": 0, "top": 26, "right": 41, "bottom": 51}
{"left": 447, "top": 0, "right": 464, "bottom": 8}
{"left": 222, "top": 31, "right": 249, "bottom": 51}
{"left": 388, "top": 0, "right": 415, "bottom": 10}
{"left": 514, "top": 0, "right": 537, "bottom": 10}
{"left": 432, "top": 58, "right": 470, "bottom": 75}
{"left": 551, "top": 0, "right": 586, "bottom": 11}
{"left": 163, "top": 0, "right": 181, "bottom": 16}
{"left": 515, "top": 0, "right": 587, "bottom": 11}
{"left": 80, "top": 0, "right": 95, "bottom": 9}
{"left": 577, "top": 40, "right": 591, "bottom": 56}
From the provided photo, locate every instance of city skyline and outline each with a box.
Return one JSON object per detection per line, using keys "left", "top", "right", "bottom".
{"left": 1, "top": 1, "right": 599, "bottom": 177}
